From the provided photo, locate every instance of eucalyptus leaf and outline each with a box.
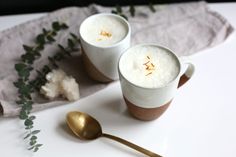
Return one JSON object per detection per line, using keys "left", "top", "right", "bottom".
{"left": 28, "top": 146, "right": 35, "bottom": 150}
{"left": 22, "top": 101, "right": 33, "bottom": 111}
{"left": 34, "top": 50, "right": 41, "bottom": 57}
{"left": 51, "top": 31, "right": 57, "bottom": 36}
{"left": 13, "top": 79, "right": 24, "bottom": 88}
{"left": 29, "top": 116, "right": 36, "bottom": 121}
{"left": 19, "top": 93, "right": 32, "bottom": 100}
{"left": 52, "top": 21, "right": 60, "bottom": 31}
{"left": 42, "top": 28, "right": 47, "bottom": 34}
{"left": 19, "top": 84, "right": 32, "bottom": 95}
{"left": 36, "top": 34, "right": 45, "bottom": 44}
{"left": 42, "top": 65, "right": 51, "bottom": 74}
{"left": 121, "top": 14, "right": 128, "bottom": 20}
{"left": 23, "top": 45, "right": 33, "bottom": 52}
{"left": 19, "top": 114, "right": 28, "bottom": 120}
{"left": 54, "top": 52, "right": 65, "bottom": 61}
{"left": 30, "top": 135, "right": 37, "bottom": 140}
{"left": 68, "top": 39, "right": 75, "bottom": 49}
{"left": 32, "top": 130, "right": 40, "bottom": 134}
{"left": 60, "top": 23, "right": 69, "bottom": 29}
{"left": 21, "top": 53, "right": 35, "bottom": 64}
{"left": 25, "top": 125, "right": 33, "bottom": 130}
{"left": 35, "top": 144, "right": 43, "bottom": 147}
{"left": 111, "top": 10, "right": 118, "bottom": 14}
{"left": 58, "top": 44, "right": 66, "bottom": 51}
{"left": 19, "top": 69, "right": 30, "bottom": 79}
{"left": 149, "top": 3, "right": 156, "bottom": 12}
{"left": 58, "top": 44, "right": 71, "bottom": 56}
{"left": 129, "top": 4, "right": 135, "bottom": 17}
{"left": 24, "top": 133, "right": 31, "bottom": 139}
{"left": 19, "top": 110, "right": 28, "bottom": 120}
{"left": 16, "top": 100, "right": 24, "bottom": 105}
{"left": 70, "top": 33, "right": 79, "bottom": 41}
{"left": 46, "top": 36, "right": 55, "bottom": 42}
{"left": 22, "top": 104, "right": 32, "bottom": 111}
{"left": 24, "top": 119, "right": 33, "bottom": 126}
{"left": 19, "top": 94, "right": 30, "bottom": 101}
{"left": 26, "top": 100, "right": 33, "bottom": 105}
{"left": 34, "top": 147, "right": 39, "bottom": 152}
{"left": 116, "top": 5, "right": 122, "bottom": 13}
{"left": 36, "top": 44, "right": 44, "bottom": 51}
{"left": 30, "top": 140, "right": 36, "bottom": 146}
{"left": 15, "top": 63, "right": 27, "bottom": 72}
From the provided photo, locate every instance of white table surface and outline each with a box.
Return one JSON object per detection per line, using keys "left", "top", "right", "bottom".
{"left": 0, "top": 3, "right": 236, "bottom": 157}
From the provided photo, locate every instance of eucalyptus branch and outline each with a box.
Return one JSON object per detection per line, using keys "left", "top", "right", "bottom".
{"left": 30, "top": 33, "right": 80, "bottom": 91}
{"left": 14, "top": 21, "right": 68, "bottom": 152}
{"left": 111, "top": 1, "right": 157, "bottom": 20}
{"left": 111, "top": 5, "right": 128, "bottom": 20}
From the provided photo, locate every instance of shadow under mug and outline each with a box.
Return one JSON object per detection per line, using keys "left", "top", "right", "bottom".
{"left": 79, "top": 13, "right": 131, "bottom": 83}
{"left": 118, "top": 44, "right": 195, "bottom": 121}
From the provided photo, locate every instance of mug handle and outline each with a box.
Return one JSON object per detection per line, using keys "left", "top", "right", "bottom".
{"left": 178, "top": 57, "right": 195, "bottom": 88}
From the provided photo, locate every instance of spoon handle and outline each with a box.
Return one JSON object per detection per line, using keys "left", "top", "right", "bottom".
{"left": 102, "top": 133, "right": 162, "bottom": 157}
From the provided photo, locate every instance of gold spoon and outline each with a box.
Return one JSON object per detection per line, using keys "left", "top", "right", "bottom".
{"left": 66, "top": 111, "right": 162, "bottom": 157}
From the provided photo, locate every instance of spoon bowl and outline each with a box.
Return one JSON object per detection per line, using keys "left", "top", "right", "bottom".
{"left": 66, "top": 111, "right": 162, "bottom": 157}
{"left": 66, "top": 111, "right": 102, "bottom": 140}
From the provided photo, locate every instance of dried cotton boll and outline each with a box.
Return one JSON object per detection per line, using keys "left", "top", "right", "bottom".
{"left": 40, "top": 82, "right": 60, "bottom": 100}
{"left": 61, "top": 76, "right": 80, "bottom": 101}
{"left": 46, "top": 69, "right": 66, "bottom": 83}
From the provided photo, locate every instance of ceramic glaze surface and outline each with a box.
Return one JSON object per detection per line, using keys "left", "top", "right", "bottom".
{"left": 80, "top": 13, "right": 131, "bottom": 80}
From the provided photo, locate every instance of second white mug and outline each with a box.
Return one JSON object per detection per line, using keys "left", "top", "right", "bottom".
{"left": 79, "top": 13, "right": 131, "bottom": 82}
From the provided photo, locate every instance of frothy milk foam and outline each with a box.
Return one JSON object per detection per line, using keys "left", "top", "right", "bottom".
{"left": 119, "top": 45, "right": 180, "bottom": 88}
{"left": 80, "top": 15, "right": 128, "bottom": 47}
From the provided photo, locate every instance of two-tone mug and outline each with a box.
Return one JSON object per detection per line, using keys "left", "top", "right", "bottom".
{"left": 118, "top": 44, "right": 195, "bottom": 121}
{"left": 79, "top": 13, "right": 131, "bottom": 82}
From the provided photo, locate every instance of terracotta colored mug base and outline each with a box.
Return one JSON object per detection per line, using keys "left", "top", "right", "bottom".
{"left": 81, "top": 49, "right": 113, "bottom": 83}
{"left": 124, "top": 97, "right": 172, "bottom": 121}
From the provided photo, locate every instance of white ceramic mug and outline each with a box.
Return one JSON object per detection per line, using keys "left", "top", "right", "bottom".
{"left": 79, "top": 13, "right": 131, "bottom": 82}
{"left": 118, "top": 44, "right": 195, "bottom": 121}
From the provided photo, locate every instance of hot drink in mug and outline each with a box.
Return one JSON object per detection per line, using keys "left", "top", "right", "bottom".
{"left": 118, "top": 44, "right": 195, "bottom": 120}
{"left": 80, "top": 13, "right": 131, "bottom": 82}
